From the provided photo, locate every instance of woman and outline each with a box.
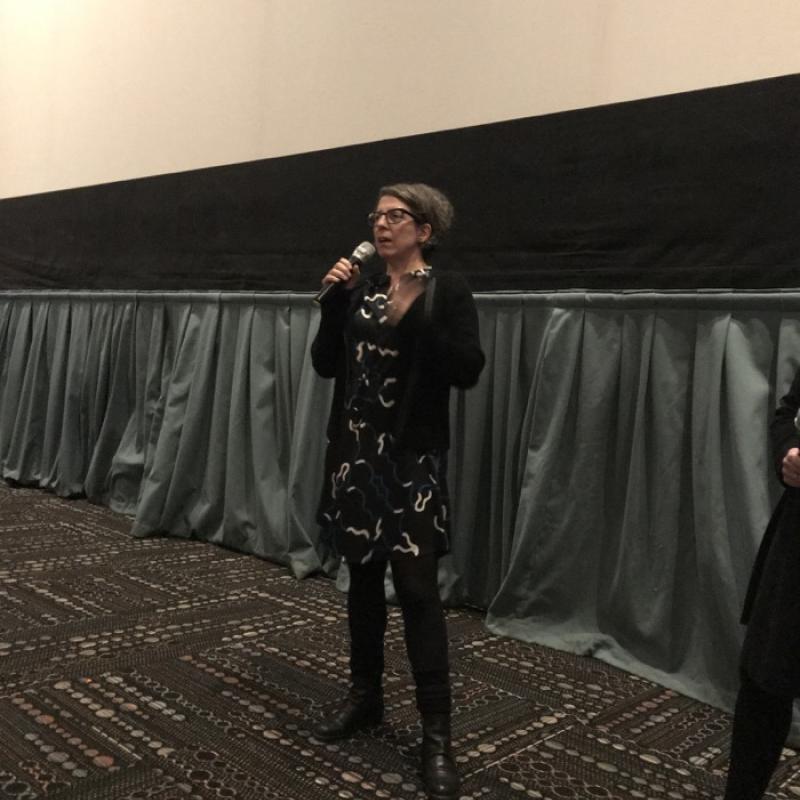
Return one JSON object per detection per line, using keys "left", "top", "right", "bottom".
{"left": 310, "top": 183, "right": 484, "bottom": 800}
{"left": 725, "top": 369, "right": 800, "bottom": 798}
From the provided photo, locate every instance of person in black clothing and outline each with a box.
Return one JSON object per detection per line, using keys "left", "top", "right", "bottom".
{"left": 310, "top": 183, "right": 484, "bottom": 800}
{"left": 724, "top": 368, "right": 800, "bottom": 798}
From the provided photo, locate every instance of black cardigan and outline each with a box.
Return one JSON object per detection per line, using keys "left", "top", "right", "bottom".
{"left": 311, "top": 270, "right": 485, "bottom": 452}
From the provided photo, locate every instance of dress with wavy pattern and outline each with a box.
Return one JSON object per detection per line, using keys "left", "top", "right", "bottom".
{"left": 319, "top": 284, "right": 450, "bottom": 564}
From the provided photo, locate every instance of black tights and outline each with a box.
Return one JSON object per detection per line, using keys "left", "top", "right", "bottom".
{"left": 724, "top": 670, "right": 794, "bottom": 800}
{"left": 347, "top": 555, "right": 450, "bottom": 714}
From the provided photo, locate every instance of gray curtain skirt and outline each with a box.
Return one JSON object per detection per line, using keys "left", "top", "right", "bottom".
{"left": 1, "top": 288, "right": 796, "bottom": 714}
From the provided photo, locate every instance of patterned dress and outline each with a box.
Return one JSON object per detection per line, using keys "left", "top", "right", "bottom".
{"left": 319, "top": 282, "right": 450, "bottom": 564}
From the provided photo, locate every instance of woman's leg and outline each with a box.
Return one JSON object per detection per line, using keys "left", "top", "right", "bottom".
{"left": 391, "top": 555, "right": 458, "bottom": 800}
{"left": 347, "top": 560, "right": 389, "bottom": 691}
{"left": 724, "top": 670, "right": 794, "bottom": 800}
{"left": 390, "top": 555, "right": 450, "bottom": 711}
{"left": 315, "top": 560, "right": 388, "bottom": 741}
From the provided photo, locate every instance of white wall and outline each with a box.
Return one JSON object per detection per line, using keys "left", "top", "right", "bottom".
{"left": 1, "top": 0, "right": 799, "bottom": 198}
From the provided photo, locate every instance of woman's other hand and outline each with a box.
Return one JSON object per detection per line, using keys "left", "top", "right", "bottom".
{"left": 782, "top": 447, "right": 800, "bottom": 487}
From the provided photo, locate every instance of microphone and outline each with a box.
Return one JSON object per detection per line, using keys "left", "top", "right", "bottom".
{"left": 313, "top": 241, "right": 376, "bottom": 304}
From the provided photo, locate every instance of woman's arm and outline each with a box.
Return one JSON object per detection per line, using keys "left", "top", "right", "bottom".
{"left": 310, "top": 258, "right": 362, "bottom": 378}
{"left": 311, "top": 295, "right": 349, "bottom": 379}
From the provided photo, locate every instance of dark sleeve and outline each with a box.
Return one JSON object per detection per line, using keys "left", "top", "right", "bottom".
{"left": 310, "top": 293, "right": 350, "bottom": 379}
{"left": 418, "top": 273, "right": 485, "bottom": 389}
{"left": 769, "top": 368, "right": 800, "bottom": 482}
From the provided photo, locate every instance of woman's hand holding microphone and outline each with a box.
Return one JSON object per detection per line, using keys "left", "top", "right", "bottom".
{"left": 314, "top": 242, "right": 375, "bottom": 305}
{"left": 782, "top": 447, "right": 800, "bottom": 487}
{"left": 322, "top": 257, "right": 361, "bottom": 290}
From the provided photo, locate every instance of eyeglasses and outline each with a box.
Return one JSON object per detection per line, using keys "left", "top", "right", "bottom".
{"left": 367, "top": 208, "right": 421, "bottom": 227}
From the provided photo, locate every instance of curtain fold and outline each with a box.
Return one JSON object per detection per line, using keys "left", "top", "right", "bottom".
{"left": 0, "top": 288, "right": 795, "bottom": 713}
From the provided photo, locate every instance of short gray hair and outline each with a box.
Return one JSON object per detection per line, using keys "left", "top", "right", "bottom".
{"left": 378, "top": 183, "right": 454, "bottom": 253}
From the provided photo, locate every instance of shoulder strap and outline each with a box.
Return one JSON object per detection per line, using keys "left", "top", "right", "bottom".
{"left": 423, "top": 275, "right": 436, "bottom": 322}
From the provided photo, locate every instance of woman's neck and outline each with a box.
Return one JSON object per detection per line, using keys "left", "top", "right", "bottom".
{"left": 385, "top": 254, "right": 427, "bottom": 280}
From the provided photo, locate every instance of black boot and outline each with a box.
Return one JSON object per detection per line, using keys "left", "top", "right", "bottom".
{"left": 420, "top": 713, "right": 459, "bottom": 800}
{"left": 314, "top": 685, "right": 384, "bottom": 741}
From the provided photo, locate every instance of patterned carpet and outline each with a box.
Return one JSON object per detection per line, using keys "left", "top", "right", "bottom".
{"left": 2, "top": 482, "right": 800, "bottom": 800}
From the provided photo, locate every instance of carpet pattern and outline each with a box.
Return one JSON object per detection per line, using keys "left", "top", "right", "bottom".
{"left": 1, "top": 482, "right": 799, "bottom": 799}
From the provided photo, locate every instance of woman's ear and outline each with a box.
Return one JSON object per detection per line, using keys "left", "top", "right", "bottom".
{"left": 418, "top": 222, "right": 433, "bottom": 245}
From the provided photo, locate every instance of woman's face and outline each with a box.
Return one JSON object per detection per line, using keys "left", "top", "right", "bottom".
{"left": 371, "top": 195, "right": 429, "bottom": 262}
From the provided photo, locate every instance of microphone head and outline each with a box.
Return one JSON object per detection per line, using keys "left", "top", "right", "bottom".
{"left": 350, "top": 241, "right": 376, "bottom": 266}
